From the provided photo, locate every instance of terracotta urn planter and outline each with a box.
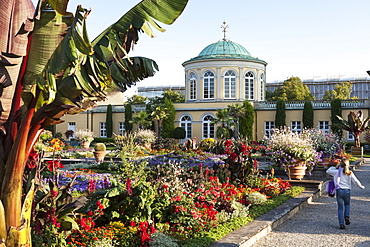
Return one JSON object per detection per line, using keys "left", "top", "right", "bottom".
{"left": 93, "top": 151, "right": 106, "bottom": 163}
{"left": 288, "top": 162, "right": 307, "bottom": 180}
{"left": 317, "top": 156, "right": 330, "bottom": 168}
{"left": 81, "top": 141, "right": 91, "bottom": 149}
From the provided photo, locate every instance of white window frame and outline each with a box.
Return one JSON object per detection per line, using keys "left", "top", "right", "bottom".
{"left": 245, "top": 71, "right": 254, "bottom": 100}
{"left": 68, "top": 122, "right": 76, "bottom": 140}
{"left": 260, "top": 73, "right": 265, "bottom": 100}
{"left": 118, "top": 122, "right": 125, "bottom": 135}
{"left": 202, "top": 115, "right": 215, "bottom": 139}
{"left": 189, "top": 73, "right": 196, "bottom": 100}
{"left": 264, "top": 121, "right": 274, "bottom": 138}
{"left": 100, "top": 122, "right": 107, "bottom": 137}
{"left": 203, "top": 71, "right": 214, "bottom": 99}
{"left": 180, "top": 115, "right": 192, "bottom": 141}
{"left": 224, "top": 70, "right": 236, "bottom": 99}
{"left": 318, "top": 121, "right": 330, "bottom": 134}
{"left": 291, "top": 121, "right": 302, "bottom": 133}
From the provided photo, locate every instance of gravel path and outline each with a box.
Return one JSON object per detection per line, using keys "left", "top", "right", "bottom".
{"left": 252, "top": 158, "right": 370, "bottom": 247}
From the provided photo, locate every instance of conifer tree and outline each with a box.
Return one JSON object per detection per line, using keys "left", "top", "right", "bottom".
{"left": 239, "top": 100, "right": 254, "bottom": 141}
{"left": 275, "top": 99, "right": 286, "bottom": 128}
{"left": 303, "top": 101, "right": 314, "bottom": 128}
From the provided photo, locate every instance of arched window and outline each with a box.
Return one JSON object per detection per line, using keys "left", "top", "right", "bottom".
{"left": 189, "top": 73, "right": 196, "bottom": 100}
{"left": 180, "top": 115, "right": 192, "bottom": 140}
{"left": 203, "top": 71, "right": 214, "bottom": 99}
{"left": 260, "top": 73, "right": 265, "bottom": 100}
{"left": 224, "top": 70, "right": 236, "bottom": 99}
{"left": 245, "top": 72, "right": 254, "bottom": 100}
{"left": 202, "top": 115, "right": 214, "bottom": 139}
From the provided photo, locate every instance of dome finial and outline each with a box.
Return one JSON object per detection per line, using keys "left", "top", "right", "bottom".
{"left": 221, "top": 21, "right": 229, "bottom": 41}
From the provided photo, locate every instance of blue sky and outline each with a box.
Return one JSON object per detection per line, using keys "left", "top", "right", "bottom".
{"left": 32, "top": 0, "right": 370, "bottom": 91}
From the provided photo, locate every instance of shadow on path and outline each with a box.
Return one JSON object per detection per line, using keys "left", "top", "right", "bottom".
{"left": 252, "top": 158, "right": 370, "bottom": 247}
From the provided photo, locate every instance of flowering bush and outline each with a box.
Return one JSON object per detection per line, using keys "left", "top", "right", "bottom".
{"left": 135, "top": 129, "right": 156, "bottom": 145}
{"left": 75, "top": 129, "right": 95, "bottom": 142}
{"left": 265, "top": 127, "right": 321, "bottom": 173}
{"left": 301, "top": 128, "right": 343, "bottom": 158}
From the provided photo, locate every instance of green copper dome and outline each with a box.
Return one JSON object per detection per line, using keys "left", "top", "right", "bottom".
{"left": 183, "top": 40, "right": 265, "bottom": 63}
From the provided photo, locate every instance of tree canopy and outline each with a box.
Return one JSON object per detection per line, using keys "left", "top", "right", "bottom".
{"left": 267, "top": 77, "right": 315, "bottom": 101}
{"left": 322, "top": 81, "right": 357, "bottom": 100}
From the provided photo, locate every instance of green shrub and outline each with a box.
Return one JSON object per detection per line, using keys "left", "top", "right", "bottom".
{"left": 94, "top": 143, "right": 106, "bottom": 151}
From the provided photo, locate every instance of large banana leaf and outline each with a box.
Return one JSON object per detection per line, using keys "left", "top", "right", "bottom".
{"left": 28, "top": 0, "right": 188, "bottom": 124}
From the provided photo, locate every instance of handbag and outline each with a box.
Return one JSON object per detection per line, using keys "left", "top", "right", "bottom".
{"left": 326, "top": 167, "right": 342, "bottom": 197}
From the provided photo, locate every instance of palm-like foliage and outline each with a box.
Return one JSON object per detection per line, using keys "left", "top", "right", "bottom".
{"left": 151, "top": 105, "right": 169, "bottom": 138}
{"left": 0, "top": 0, "right": 188, "bottom": 245}
{"left": 211, "top": 108, "right": 234, "bottom": 139}
{"left": 227, "top": 103, "right": 246, "bottom": 139}
{"left": 336, "top": 110, "right": 370, "bottom": 147}
{"left": 130, "top": 111, "right": 151, "bottom": 130}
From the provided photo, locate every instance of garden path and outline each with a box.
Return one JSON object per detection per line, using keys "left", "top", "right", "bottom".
{"left": 252, "top": 158, "right": 370, "bottom": 247}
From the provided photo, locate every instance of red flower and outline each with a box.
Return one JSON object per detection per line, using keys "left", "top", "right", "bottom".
{"left": 46, "top": 160, "right": 64, "bottom": 171}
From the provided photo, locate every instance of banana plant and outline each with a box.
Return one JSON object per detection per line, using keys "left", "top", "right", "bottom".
{"left": 0, "top": 0, "right": 188, "bottom": 245}
{"left": 336, "top": 110, "right": 370, "bottom": 147}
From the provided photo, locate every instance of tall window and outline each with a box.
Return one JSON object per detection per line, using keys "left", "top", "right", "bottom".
{"left": 118, "top": 122, "right": 125, "bottom": 135}
{"left": 68, "top": 122, "right": 76, "bottom": 139}
{"left": 224, "top": 70, "right": 236, "bottom": 99}
{"left": 100, "top": 122, "right": 107, "bottom": 137}
{"left": 203, "top": 71, "right": 214, "bottom": 99}
{"left": 264, "top": 121, "right": 274, "bottom": 138}
{"left": 291, "top": 121, "right": 301, "bottom": 133}
{"left": 348, "top": 132, "right": 354, "bottom": 141}
{"left": 202, "top": 115, "right": 214, "bottom": 139}
{"left": 260, "top": 73, "right": 265, "bottom": 100}
{"left": 189, "top": 73, "right": 196, "bottom": 100}
{"left": 245, "top": 72, "right": 254, "bottom": 100}
{"left": 180, "top": 115, "right": 192, "bottom": 140}
{"left": 318, "top": 121, "right": 330, "bottom": 134}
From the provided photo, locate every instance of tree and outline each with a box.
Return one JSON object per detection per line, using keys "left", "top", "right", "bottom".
{"left": 151, "top": 105, "right": 168, "bottom": 138}
{"left": 271, "top": 77, "right": 315, "bottom": 101}
{"left": 335, "top": 110, "right": 370, "bottom": 147}
{"left": 0, "top": 0, "right": 188, "bottom": 245}
{"left": 331, "top": 98, "right": 343, "bottom": 138}
{"left": 302, "top": 100, "right": 314, "bottom": 128}
{"left": 323, "top": 81, "right": 358, "bottom": 100}
{"left": 275, "top": 99, "right": 286, "bottom": 128}
{"left": 130, "top": 111, "right": 151, "bottom": 130}
{"left": 211, "top": 108, "right": 234, "bottom": 139}
{"left": 106, "top": 104, "right": 113, "bottom": 138}
{"left": 126, "top": 94, "right": 148, "bottom": 105}
{"left": 124, "top": 103, "right": 133, "bottom": 133}
{"left": 162, "top": 98, "right": 175, "bottom": 138}
{"left": 239, "top": 100, "right": 254, "bottom": 141}
{"left": 162, "top": 89, "right": 185, "bottom": 103}
{"left": 227, "top": 103, "right": 245, "bottom": 139}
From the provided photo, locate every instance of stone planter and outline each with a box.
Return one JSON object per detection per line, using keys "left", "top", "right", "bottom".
{"left": 93, "top": 151, "right": 106, "bottom": 163}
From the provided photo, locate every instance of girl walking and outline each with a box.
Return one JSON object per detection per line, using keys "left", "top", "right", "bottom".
{"left": 326, "top": 157, "right": 365, "bottom": 229}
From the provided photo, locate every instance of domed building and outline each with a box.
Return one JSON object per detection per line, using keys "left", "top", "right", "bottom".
{"left": 174, "top": 35, "right": 267, "bottom": 141}
{"left": 182, "top": 39, "right": 267, "bottom": 102}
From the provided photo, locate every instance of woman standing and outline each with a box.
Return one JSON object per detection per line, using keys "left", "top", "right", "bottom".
{"left": 326, "top": 158, "right": 365, "bottom": 229}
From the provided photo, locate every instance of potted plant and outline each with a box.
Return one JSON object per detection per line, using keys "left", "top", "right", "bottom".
{"left": 93, "top": 143, "right": 106, "bottom": 163}
{"left": 75, "top": 129, "right": 94, "bottom": 148}
{"left": 303, "top": 129, "right": 343, "bottom": 167}
{"left": 265, "top": 127, "right": 321, "bottom": 179}
{"left": 336, "top": 110, "right": 370, "bottom": 155}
